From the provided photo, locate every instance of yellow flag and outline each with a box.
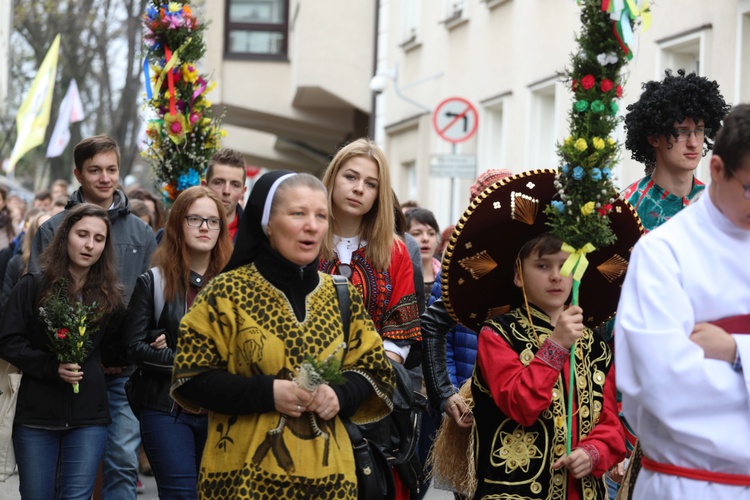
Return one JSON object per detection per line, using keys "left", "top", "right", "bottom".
{"left": 8, "top": 34, "right": 61, "bottom": 172}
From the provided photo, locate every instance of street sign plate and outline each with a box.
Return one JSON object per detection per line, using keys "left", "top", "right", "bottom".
{"left": 429, "top": 154, "right": 477, "bottom": 178}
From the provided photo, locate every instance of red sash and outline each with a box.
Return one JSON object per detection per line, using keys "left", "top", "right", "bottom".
{"left": 642, "top": 457, "right": 750, "bottom": 487}
{"left": 710, "top": 314, "right": 750, "bottom": 334}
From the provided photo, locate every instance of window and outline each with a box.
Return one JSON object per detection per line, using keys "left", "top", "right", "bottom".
{"left": 443, "top": 0, "right": 468, "bottom": 29}
{"left": 225, "top": 0, "right": 289, "bottom": 59}
{"left": 738, "top": 5, "right": 750, "bottom": 102}
{"left": 657, "top": 26, "right": 710, "bottom": 77}
{"left": 400, "top": 0, "right": 421, "bottom": 49}
{"left": 527, "top": 79, "right": 560, "bottom": 170}
{"left": 404, "top": 161, "right": 418, "bottom": 202}
{"left": 657, "top": 26, "right": 711, "bottom": 179}
{"left": 479, "top": 93, "right": 510, "bottom": 171}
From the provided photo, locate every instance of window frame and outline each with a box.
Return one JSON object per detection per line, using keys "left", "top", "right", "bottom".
{"left": 223, "top": 0, "right": 290, "bottom": 61}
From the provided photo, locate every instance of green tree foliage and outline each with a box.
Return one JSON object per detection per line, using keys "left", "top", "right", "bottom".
{"left": 1, "top": 0, "right": 149, "bottom": 189}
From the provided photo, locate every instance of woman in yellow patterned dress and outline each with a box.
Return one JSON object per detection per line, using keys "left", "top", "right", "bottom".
{"left": 170, "top": 170, "right": 394, "bottom": 499}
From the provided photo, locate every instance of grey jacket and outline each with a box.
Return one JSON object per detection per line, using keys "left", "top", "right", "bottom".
{"left": 29, "top": 188, "right": 157, "bottom": 303}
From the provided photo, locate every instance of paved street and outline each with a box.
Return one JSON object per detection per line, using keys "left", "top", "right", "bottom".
{"left": 1, "top": 471, "right": 455, "bottom": 499}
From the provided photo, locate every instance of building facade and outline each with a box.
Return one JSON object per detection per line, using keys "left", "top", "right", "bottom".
{"left": 201, "top": 1, "right": 750, "bottom": 228}
{"left": 201, "top": 0, "right": 376, "bottom": 173}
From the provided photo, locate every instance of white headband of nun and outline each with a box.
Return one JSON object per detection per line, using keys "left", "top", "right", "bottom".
{"left": 261, "top": 173, "right": 296, "bottom": 236}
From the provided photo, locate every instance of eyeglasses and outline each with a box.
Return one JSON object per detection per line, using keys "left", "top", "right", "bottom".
{"left": 336, "top": 263, "right": 353, "bottom": 279}
{"left": 184, "top": 215, "right": 222, "bottom": 230}
{"left": 730, "top": 171, "right": 750, "bottom": 200}
{"left": 672, "top": 127, "right": 711, "bottom": 142}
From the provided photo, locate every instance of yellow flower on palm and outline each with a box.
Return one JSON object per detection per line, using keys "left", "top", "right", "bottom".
{"left": 574, "top": 138, "right": 588, "bottom": 152}
{"left": 565, "top": 136, "right": 573, "bottom": 146}
{"left": 581, "top": 202, "right": 595, "bottom": 216}
{"left": 592, "top": 137, "right": 605, "bottom": 150}
{"left": 607, "top": 137, "right": 616, "bottom": 146}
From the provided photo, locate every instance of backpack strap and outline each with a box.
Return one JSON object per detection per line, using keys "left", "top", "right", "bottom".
{"left": 331, "top": 275, "right": 350, "bottom": 345}
{"left": 151, "top": 266, "right": 165, "bottom": 323}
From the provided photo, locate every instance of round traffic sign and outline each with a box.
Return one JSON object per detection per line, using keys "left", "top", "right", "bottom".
{"left": 432, "top": 97, "right": 479, "bottom": 144}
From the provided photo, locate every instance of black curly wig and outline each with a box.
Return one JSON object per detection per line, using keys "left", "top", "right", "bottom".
{"left": 624, "top": 69, "right": 730, "bottom": 171}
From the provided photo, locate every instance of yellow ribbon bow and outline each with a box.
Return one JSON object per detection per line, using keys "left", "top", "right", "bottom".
{"left": 560, "top": 242, "right": 596, "bottom": 281}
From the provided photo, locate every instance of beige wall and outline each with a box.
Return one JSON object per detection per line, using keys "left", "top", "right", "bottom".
{"left": 200, "top": 1, "right": 376, "bottom": 171}
{"left": 376, "top": 0, "right": 747, "bottom": 229}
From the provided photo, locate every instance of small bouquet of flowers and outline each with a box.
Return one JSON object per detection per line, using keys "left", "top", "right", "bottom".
{"left": 295, "top": 343, "right": 347, "bottom": 391}
{"left": 38, "top": 280, "right": 101, "bottom": 393}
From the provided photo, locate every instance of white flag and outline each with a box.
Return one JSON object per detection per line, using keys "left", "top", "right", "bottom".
{"left": 46, "top": 79, "right": 85, "bottom": 158}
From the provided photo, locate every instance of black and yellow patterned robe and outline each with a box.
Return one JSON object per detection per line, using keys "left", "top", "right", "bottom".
{"left": 171, "top": 265, "right": 394, "bottom": 499}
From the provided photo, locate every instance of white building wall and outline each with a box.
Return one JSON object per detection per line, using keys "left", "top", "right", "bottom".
{"left": 375, "top": 0, "right": 743, "bottom": 229}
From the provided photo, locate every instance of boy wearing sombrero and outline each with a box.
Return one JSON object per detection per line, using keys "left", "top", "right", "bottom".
{"left": 440, "top": 170, "right": 640, "bottom": 499}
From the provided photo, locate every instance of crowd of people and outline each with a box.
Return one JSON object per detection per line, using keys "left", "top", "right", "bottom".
{"left": 0, "top": 68, "right": 748, "bottom": 500}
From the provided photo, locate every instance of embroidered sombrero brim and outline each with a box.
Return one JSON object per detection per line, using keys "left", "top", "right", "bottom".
{"left": 441, "top": 169, "right": 643, "bottom": 332}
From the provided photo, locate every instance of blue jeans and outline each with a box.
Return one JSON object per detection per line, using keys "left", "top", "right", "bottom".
{"left": 13, "top": 424, "right": 107, "bottom": 500}
{"left": 102, "top": 376, "right": 141, "bottom": 500}
{"left": 140, "top": 407, "right": 208, "bottom": 500}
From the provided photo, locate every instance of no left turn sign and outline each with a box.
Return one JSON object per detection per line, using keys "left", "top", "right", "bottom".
{"left": 432, "top": 97, "right": 479, "bottom": 144}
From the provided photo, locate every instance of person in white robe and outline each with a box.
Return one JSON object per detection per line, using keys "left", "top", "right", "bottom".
{"left": 615, "top": 103, "right": 750, "bottom": 500}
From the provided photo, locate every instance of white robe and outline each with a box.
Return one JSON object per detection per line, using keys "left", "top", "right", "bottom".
{"left": 615, "top": 192, "right": 750, "bottom": 500}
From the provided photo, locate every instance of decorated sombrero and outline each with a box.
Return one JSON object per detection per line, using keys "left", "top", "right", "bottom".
{"left": 441, "top": 169, "right": 643, "bottom": 332}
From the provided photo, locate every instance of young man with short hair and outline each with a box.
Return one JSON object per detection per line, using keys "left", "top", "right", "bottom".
{"left": 32, "top": 189, "right": 52, "bottom": 211}
{"left": 202, "top": 148, "right": 247, "bottom": 241}
{"left": 616, "top": 104, "right": 750, "bottom": 499}
{"left": 30, "top": 134, "right": 157, "bottom": 499}
{"left": 623, "top": 69, "right": 730, "bottom": 232}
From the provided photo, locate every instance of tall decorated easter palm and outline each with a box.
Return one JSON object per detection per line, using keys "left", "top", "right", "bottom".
{"left": 141, "top": 1, "right": 224, "bottom": 206}
{"left": 546, "top": 0, "right": 651, "bottom": 453}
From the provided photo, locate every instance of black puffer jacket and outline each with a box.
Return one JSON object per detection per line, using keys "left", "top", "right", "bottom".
{"left": 123, "top": 269, "right": 207, "bottom": 415}
{"left": 0, "top": 273, "right": 124, "bottom": 427}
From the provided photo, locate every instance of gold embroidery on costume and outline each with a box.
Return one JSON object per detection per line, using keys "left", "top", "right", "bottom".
{"left": 487, "top": 305, "right": 511, "bottom": 320}
{"left": 493, "top": 425, "right": 543, "bottom": 474}
{"left": 519, "top": 348, "right": 534, "bottom": 366}
{"left": 459, "top": 250, "right": 498, "bottom": 280}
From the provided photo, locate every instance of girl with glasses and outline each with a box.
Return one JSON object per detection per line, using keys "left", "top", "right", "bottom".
{"left": 122, "top": 186, "right": 232, "bottom": 500}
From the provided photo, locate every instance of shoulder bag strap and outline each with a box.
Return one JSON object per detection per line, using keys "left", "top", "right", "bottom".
{"left": 331, "top": 275, "right": 362, "bottom": 438}
{"left": 331, "top": 275, "right": 350, "bottom": 345}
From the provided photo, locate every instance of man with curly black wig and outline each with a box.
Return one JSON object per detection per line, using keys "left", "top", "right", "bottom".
{"left": 623, "top": 69, "right": 730, "bottom": 232}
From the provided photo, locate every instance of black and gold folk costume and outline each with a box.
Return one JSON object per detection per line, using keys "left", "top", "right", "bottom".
{"left": 170, "top": 170, "right": 394, "bottom": 500}
{"left": 472, "top": 306, "right": 624, "bottom": 500}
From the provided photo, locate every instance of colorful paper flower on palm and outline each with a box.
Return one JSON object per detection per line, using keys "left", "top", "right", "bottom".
{"left": 164, "top": 112, "right": 188, "bottom": 144}
{"left": 177, "top": 168, "right": 200, "bottom": 190}
{"left": 581, "top": 74, "right": 596, "bottom": 90}
{"left": 141, "top": 0, "right": 224, "bottom": 206}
